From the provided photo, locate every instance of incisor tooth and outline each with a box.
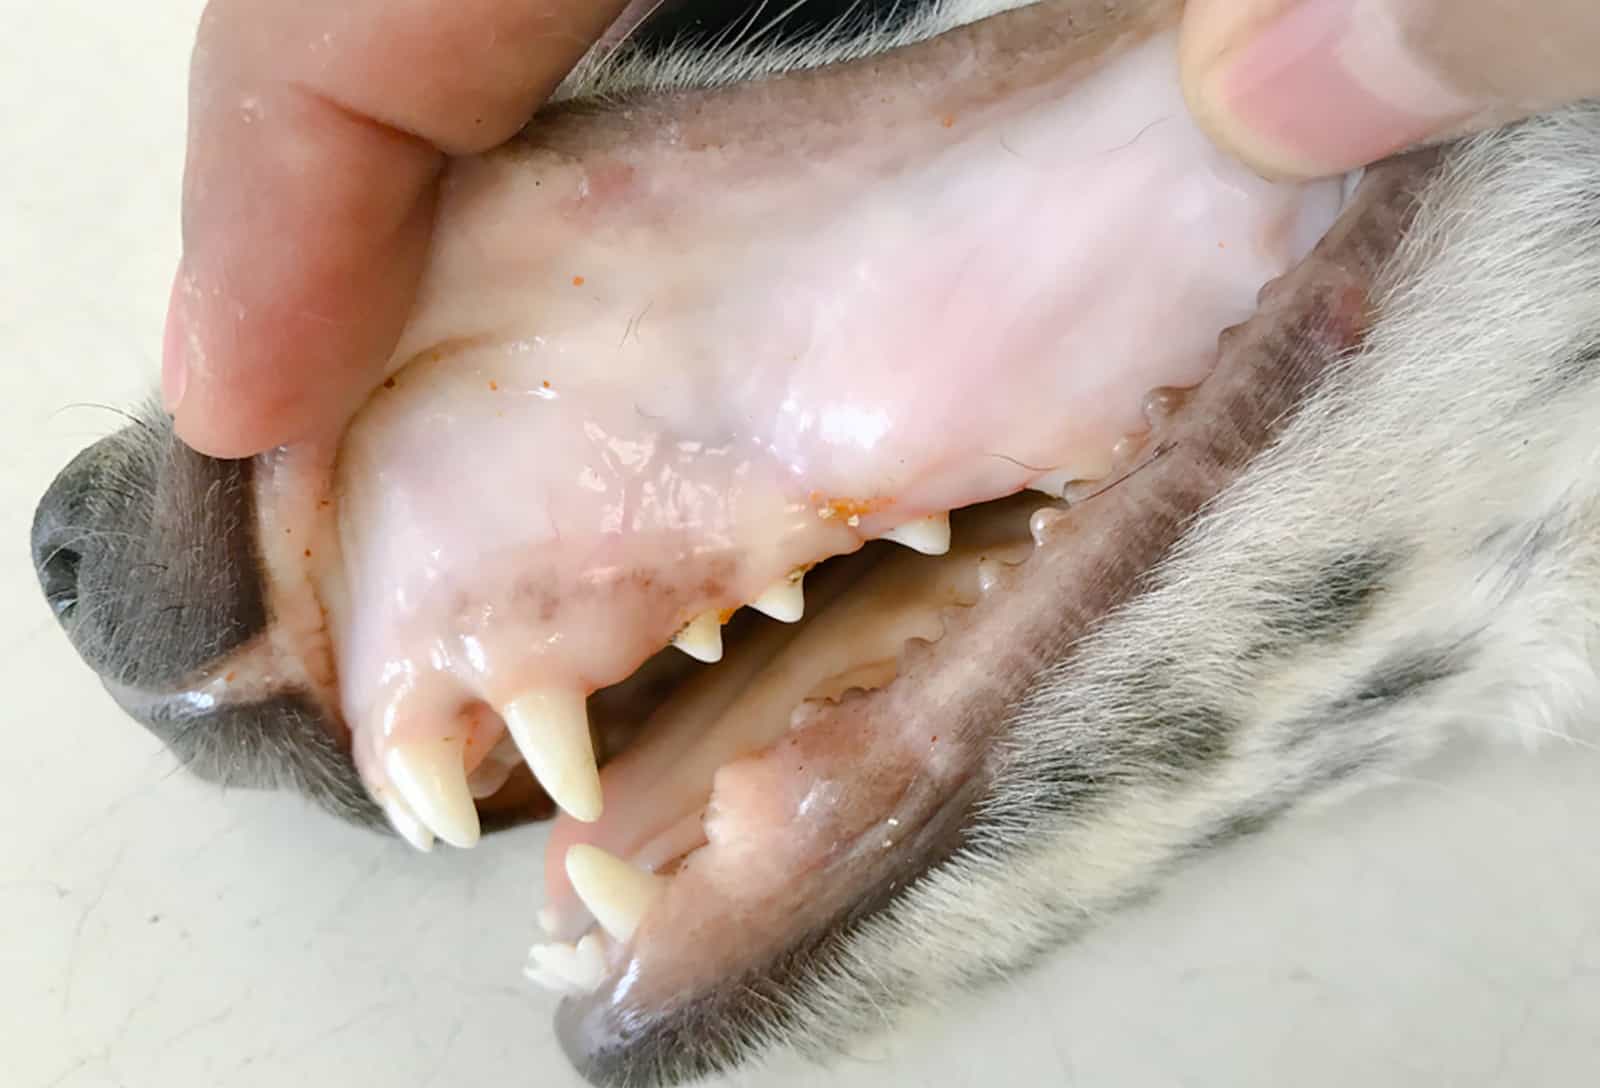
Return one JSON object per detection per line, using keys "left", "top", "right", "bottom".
{"left": 565, "top": 844, "right": 666, "bottom": 944}
{"left": 881, "top": 512, "right": 951, "bottom": 555}
{"left": 381, "top": 794, "right": 435, "bottom": 853}
{"left": 672, "top": 611, "right": 724, "bottom": 663}
{"left": 467, "top": 760, "right": 514, "bottom": 800}
{"left": 750, "top": 574, "right": 804, "bottom": 623}
{"left": 524, "top": 933, "right": 609, "bottom": 994}
{"left": 502, "top": 690, "right": 602, "bottom": 823}
{"left": 385, "top": 738, "right": 480, "bottom": 849}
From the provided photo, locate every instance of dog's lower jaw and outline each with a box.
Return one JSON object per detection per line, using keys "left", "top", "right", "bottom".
{"left": 559, "top": 108, "right": 1600, "bottom": 1087}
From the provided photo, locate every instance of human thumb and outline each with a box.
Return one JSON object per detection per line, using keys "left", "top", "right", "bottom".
{"left": 1180, "top": 0, "right": 1600, "bottom": 180}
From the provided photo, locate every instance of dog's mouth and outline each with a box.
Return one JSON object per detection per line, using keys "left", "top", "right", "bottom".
{"left": 219, "top": 0, "right": 1428, "bottom": 1078}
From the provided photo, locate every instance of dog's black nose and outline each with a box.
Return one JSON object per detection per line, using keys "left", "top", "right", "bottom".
{"left": 31, "top": 442, "right": 106, "bottom": 624}
{"left": 31, "top": 420, "right": 268, "bottom": 689}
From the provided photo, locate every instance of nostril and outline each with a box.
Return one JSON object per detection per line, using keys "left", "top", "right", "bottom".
{"left": 38, "top": 543, "right": 82, "bottom": 620}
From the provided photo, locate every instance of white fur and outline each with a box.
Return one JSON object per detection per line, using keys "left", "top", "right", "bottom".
{"left": 555, "top": 0, "right": 1037, "bottom": 101}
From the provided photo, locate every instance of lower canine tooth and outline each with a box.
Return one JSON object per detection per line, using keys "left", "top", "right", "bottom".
{"left": 565, "top": 844, "right": 666, "bottom": 944}
{"left": 385, "top": 738, "right": 480, "bottom": 849}
{"left": 672, "top": 611, "right": 724, "bottom": 663}
{"left": 502, "top": 690, "right": 602, "bottom": 823}
{"left": 750, "top": 574, "right": 804, "bottom": 623}
{"left": 381, "top": 794, "right": 435, "bottom": 853}
{"left": 881, "top": 513, "right": 951, "bottom": 555}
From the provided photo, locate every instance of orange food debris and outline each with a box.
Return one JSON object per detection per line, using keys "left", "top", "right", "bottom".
{"left": 941, "top": 115, "right": 955, "bottom": 128}
{"left": 542, "top": 379, "right": 552, "bottom": 389}
{"left": 303, "top": 548, "right": 312, "bottom": 558}
{"left": 572, "top": 275, "right": 586, "bottom": 286}
{"left": 488, "top": 380, "right": 499, "bottom": 391}
{"left": 224, "top": 670, "right": 237, "bottom": 683}
{"left": 808, "top": 493, "right": 892, "bottom": 522}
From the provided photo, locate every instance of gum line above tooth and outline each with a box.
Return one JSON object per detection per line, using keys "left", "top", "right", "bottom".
{"left": 386, "top": 736, "right": 481, "bottom": 849}
{"left": 501, "top": 690, "right": 603, "bottom": 823}
{"left": 881, "top": 512, "right": 951, "bottom": 555}
{"left": 565, "top": 844, "right": 667, "bottom": 944}
{"left": 672, "top": 611, "right": 725, "bottom": 663}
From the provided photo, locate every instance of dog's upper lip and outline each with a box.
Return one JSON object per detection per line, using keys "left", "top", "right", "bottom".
{"left": 317, "top": 1, "right": 1339, "bottom": 864}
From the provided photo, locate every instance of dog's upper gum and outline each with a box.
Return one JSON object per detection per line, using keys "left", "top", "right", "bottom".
{"left": 321, "top": 25, "right": 1343, "bottom": 829}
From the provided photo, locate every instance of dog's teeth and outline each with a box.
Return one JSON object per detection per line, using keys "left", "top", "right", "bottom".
{"left": 536, "top": 906, "right": 560, "bottom": 937}
{"left": 881, "top": 512, "right": 951, "bottom": 555}
{"left": 381, "top": 794, "right": 435, "bottom": 853}
{"left": 565, "top": 844, "right": 666, "bottom": 944}
{"left": 976, "top": 558, "right": 1004, "bottom": 594}
{"left": 501, "top": 690, "right": 602, "bottom": 823}
{"left": 524, "top": 933, "right": 609, "bottom": 995}
{"left": 523, "top": 964, "right": 570, "bottom": 993}
{"left": 385, "top": 738, "right": 480, "bottom": 849}
{"left": 1027, "top": 470, "right": 1072, "bottom": 499}
{"left": 749, "top": 574, "right": 804, "bottom": 623}
{"left": 672, "top": 611, "right": 724, "bottom": 663}
{"left": 466, "top": 751, "right": 517, "bottom": 800}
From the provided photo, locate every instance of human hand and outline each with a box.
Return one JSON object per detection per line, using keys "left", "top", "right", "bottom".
{"left": 164, "top": 0, "right": 627, "bottom": 458}
{"left": 1180, "top": 0, "right": 1600, "bottom": 179}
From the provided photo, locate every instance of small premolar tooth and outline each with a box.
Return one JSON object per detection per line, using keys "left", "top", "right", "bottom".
{"left": 565, "top": 844, "right": 667, "bottom": 944}
{"left": 385, "top": 737, "right": 481, "bottom": 849}
{"left": 976, "top": 558, "right": 1004, "bottom": 594}
{"left": 881, "top": 512, "right": 951, "bottom": 555}
{"left": 1142, "top": 386, "right": 1188, "bottom": 428}
{"left": 1029, "top": 507, "right": 1069, "bottom": 547}
{"left": 501, "top": 690, "right": 602, "bottom": 823}
{"left": 382, "top": 794, "right": 435, "bottom": 853}
{"left": 672, "top": 611, "right": 725, "bottom": 663}
{"left": 750, "top": 574, "right": 805, "bottom": 623}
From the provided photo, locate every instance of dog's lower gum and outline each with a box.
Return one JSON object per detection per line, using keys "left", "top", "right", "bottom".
{"left": 325, "top": 25, "right": 1343, "bottom": 837}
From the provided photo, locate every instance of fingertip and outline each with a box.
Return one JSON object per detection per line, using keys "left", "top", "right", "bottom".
{"left": 1183, "top": 0, "right": 1476, "bottom": 180}
{"left": 161, "top": 265, "right": 191, "bottom": 416}
{"left": 169, "top": 198, "right": 433, "bottom": 460}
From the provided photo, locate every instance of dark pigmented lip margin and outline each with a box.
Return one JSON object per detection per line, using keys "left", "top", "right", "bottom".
{"left": 550, "top": 149, "right": 1447, "bottom": 1088}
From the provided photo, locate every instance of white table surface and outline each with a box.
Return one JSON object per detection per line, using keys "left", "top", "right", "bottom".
{"left": 4, "top": 3, "right": 1598, "bottom": 1085}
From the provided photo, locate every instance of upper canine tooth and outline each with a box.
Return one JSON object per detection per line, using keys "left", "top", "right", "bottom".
{"left": 501, "top": 690, "right": 602, "bottom": 823}
{"left": 750, "top": 574, "right": 804, "bottom": 623}
{"left": 672, "top": 611, "right": 724, "bottom": 663}
{"left": 881, "top": 512, "right": 951, "bottom": 555}
{"left": 564, "top": 844, "right": 666, "bottom": 944}
{"left": 385, "top": 737, "right": 480, "bottom": 849}
{"left": 381, "top": 793, "right": 435, "bottom": 853}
